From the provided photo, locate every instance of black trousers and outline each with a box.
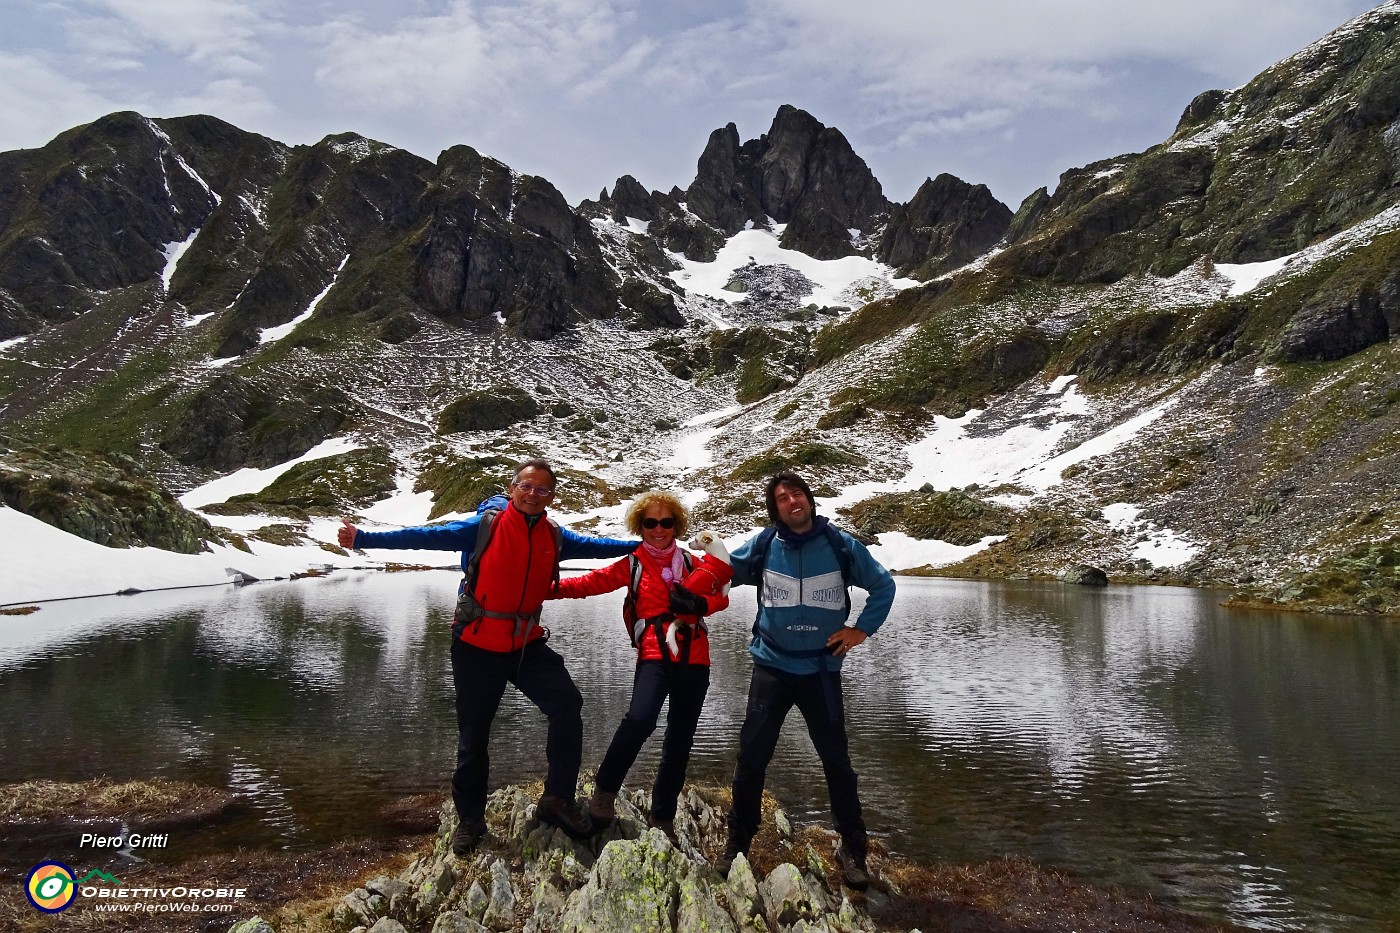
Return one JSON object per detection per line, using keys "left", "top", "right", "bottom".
{"left": 595, "top": 660, "right": 711, "bottom": 821}
{"left": 450, "top": 638, "right": 583, "bottom": 822}
{"left": 729, "top": 662, "right": 866, "bottom": 845}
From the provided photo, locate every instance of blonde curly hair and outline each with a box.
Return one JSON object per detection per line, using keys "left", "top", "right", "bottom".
{"left": 624, "top": 490, "right": 690, "bottom": 539}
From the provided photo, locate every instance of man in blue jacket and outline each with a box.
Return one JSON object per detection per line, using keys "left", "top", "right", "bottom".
{"left": 338, "top": 458, "right": 635, "bottom": 852}
{"left": 718, "top": 470, "right": 896, "bottom": 889}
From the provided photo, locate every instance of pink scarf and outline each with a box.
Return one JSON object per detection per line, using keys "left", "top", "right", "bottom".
{"left": 641, "top": 541, "right": 687, "bottom": 585}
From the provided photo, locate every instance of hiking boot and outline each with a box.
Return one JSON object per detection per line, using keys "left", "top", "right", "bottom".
{"left": 451, "top": 816, "right": 487, "bottom": 857}
{"left": 835, "top": 838, "right": 869, "bottom": 890}
{"left": 587, "top": 789, "right": 616, "bottom": 830}
{"left": 715, "top": 831, "right": 749, "bottom": 878}
{"left": 647, "top": 814, "right": 677, "bottom": 843}
{"left": 535, "top": 795, "right": 595, "bottom": 840}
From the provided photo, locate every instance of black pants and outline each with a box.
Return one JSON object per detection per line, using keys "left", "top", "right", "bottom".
{"left": 450, "top": 638, "right": 583, "bottom": 822}
{"left": 595, "top": 660, "right": 710, "bottom": 821}
{"left": 729, "top": 663, "right": 866, "bottom": 845}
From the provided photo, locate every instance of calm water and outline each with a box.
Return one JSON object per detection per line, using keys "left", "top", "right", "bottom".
{"left": 1, "top": 572, "right": 1398, "bottom": 930}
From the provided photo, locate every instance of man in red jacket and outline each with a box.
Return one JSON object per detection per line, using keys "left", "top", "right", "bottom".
{"left": 338, "top": 459, "right": 635, "bottom": 854}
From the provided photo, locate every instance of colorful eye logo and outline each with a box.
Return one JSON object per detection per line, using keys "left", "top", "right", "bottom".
{"left": 25, "top": 861, "right": 77, "bottom": 913}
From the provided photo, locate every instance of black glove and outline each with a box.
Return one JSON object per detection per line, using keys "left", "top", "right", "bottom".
{"left": 668, "top": 583, "right": 708, "bottom": 617}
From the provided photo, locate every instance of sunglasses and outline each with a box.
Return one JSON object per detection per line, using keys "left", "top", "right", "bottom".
{"left": 641, "top": 517, "right": 676, "bottom": 529}
{"left": 512, "top": 481, "right": 555, "bottom": 496}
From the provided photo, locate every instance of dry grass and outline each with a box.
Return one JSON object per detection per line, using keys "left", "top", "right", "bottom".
{"left": 0, "top": 606, "right": 41, "bottom": 615}
{"left": 0, "top": 779, "right": 233, "bottom": 826}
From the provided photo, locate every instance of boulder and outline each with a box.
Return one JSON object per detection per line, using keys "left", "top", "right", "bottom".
{"left": 558, "top": 830, "right": 680, "bottom": 933}
{"left": 1062, "top": 565, "right": 1109, "bottom": 586}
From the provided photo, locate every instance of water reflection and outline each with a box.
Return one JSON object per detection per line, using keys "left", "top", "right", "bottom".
{"left": 1, "top": 572, "right": 1398, "bottom": 931}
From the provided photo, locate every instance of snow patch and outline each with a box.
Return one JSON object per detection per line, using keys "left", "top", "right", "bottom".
{"left": 258, "top": 255, "right": 348, "bottom": 345}
{"left": 181, "top": 436, "right": 362, "bottom": 510}
{"left": 0, "top": 505, "right": 344, "bottom": 605}
{"left": 868, "top": 532, "right": 1006, "bottom": 571}
{"left": 183, "top": 311, "right": 215, "bottom": 329}
{"left": 1215, "top": 256, "right": 1292, "bottom": 296}
{"left": 1103, "top": 503, "right": 1198, "bottom": 568}
{"left": 161, "top": 228, "right": 200, "bottom": 292}
{"left": 668, "top": 228, "right": 918, "bottom": 308}
{"left": 0, "top": 335, "right": 29, "bottom": 353}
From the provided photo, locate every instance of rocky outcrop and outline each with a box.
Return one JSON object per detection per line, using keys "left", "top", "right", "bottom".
{"left": 876, "top": 174, "right": 1012, "bottom": 278}
{"left": 293, "top": 785, "right": 880, "bottom": 933}
{"left": 997, "top": 3, "right": 1400, "bottom": 284}
{"left": 0, "top": 112, "right": 229, "bottom": 329}
{"left": 409, "top": 147, "right": 620, "bottom": 340}
{"left": 0, "top": 446, "right": 216, "bottom": 553}
{"left": 684, "top": 106, "right": 891, "bottom": 253}
{"left": 159, "top": 373, "right": 355, "bottom": 470}
{"left": 437, "top": 385, "right": 541, "bottom": 434}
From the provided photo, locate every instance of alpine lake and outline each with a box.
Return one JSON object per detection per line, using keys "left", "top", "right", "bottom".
{"left": 1, "top": 571, "right": 1397, "bottom": 931}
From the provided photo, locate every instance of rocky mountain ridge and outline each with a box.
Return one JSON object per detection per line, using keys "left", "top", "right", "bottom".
{"left": 2, "top": 3, "right": 1399, "bottom": 616}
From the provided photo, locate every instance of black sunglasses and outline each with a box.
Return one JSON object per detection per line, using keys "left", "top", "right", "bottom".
{"left": 641, "top": 517, "right": 676, "bottom": 529}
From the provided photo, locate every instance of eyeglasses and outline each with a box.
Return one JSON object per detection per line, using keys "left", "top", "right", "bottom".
{"left": 641, "top": 517, "right": 676, "bottom": 529}
{"left": 512, "top": 481, "right": 555, "bottom": 496}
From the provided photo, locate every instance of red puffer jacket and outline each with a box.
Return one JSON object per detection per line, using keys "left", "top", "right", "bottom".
{"left": 551, "top": 547, "right": 730, "bottom": 664}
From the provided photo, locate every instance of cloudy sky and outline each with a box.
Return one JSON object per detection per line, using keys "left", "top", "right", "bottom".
{"left": 0, "top": 1, "right": 1381, "bottom": 210}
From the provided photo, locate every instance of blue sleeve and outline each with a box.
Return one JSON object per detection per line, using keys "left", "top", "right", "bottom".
{"left": 728, "top": 533, "right": 765, "bottom": 587}
{"left": 844, "top": 533, "right": 896, "bottom": 636}
{"left": 354, "top": 516, "right": 480, "bottom": 551}
{"left": 558, "top": 525, "right": 638, "bottom": 560}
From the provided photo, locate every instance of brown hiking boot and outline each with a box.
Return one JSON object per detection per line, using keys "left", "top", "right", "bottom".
{"left": 647, "top": 814, "right": 677, "bottom": 842}
{"left": 450, "top": 816, "right": 487, "bottom": 857}
{"left": 535, "top": 795, "right": 595, "bottom": 840}
{"left": 587, "top": 789, "right": 616, "bottom": 830}
{"left": 835, "top": 839, "right": 869, "bottom": 890}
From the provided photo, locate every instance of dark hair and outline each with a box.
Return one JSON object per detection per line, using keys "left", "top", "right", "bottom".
{"left": 764, "top": 471, "right": 816, "bottom": 525}
{"left": 513, "top": 458, "right": 558, "bottom": 488}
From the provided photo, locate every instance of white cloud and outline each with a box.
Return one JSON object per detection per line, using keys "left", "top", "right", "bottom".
{"left": 0, "top": 51, "right": 117, "bottom": 150}
{"left": 313, "top": 0, "right": 628, "bottom": 117}
{"left": 63, "top": 0, "right": 278, "bottom": 71}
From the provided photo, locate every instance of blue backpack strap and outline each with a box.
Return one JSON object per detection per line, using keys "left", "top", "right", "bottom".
{"left": 749, "top": 525, "right": 781, "bottom": 643}
{"left": 820, "top": 522, "right": 854, "bottom": 614}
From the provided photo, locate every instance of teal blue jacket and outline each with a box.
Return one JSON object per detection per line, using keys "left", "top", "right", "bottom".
{"left": 729, "top": 518, "right": 895, "bottom": 675}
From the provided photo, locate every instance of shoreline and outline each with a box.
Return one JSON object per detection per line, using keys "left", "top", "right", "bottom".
{"left": 1, "top": 781, "right": 1245, "bottom": 933}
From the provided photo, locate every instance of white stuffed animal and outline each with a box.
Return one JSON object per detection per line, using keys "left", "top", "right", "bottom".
{"left": 665, "top": 530, "right": 733, "bottom": 657}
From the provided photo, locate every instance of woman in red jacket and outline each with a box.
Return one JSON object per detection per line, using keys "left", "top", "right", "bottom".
{"left": 550, "top": 490, "right": 730, "bottom": 838}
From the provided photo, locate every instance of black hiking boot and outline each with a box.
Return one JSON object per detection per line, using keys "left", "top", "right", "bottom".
{"left": 451, "top": 816, "right": 487, "bottom": 857}
{"left": 535, "top": 795, "right": 595, "bottom": 840}
{"left": 715, "top": 829, "right": 750, "bottom": 878}
{"left": 835, "top": 837, "right": 869, "bottom": 890}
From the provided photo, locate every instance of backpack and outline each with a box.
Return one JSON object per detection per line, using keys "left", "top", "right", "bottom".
{"left": 451, "top": 494, "right": 563, "bottom": 637}
{"left": 748, "top": 522, "right": 854, "bottom": 650}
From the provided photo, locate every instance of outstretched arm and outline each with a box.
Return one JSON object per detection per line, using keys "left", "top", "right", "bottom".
{"left": 550, "top": 555, "right": 632, "bottom": 599}
{"left": 558, "top": 526, "right": 638, "bottom": 561}
{"left": 338, "top": 516, "right": 480, "bottom": 551}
